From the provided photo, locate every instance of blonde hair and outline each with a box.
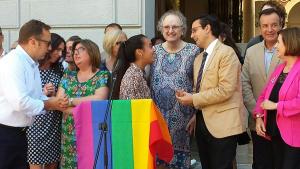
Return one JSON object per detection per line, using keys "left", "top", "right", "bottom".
{"left": 103, "top": 30, "right": 127, "bottom": 56}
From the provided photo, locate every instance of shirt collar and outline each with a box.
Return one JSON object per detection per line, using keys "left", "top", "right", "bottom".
{"left": 204, "top": 39, "right": 218, "bottom": 55}
{"left": 16, "top": 45, "right": 39, "bottom": 67}
{"left": 0, "top": 50, "right": 6, "bottom": 57}
{"left": 263, "top": 40, "right": 276, "bottom": 53}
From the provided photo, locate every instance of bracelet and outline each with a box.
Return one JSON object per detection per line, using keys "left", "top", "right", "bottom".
{"left": 255, "top": 114, "right": 264, "bottom": 119}
{"left": 68, "top": 98, "right": 74, "bottom": 107}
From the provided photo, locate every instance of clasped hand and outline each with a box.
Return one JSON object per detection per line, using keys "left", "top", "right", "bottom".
{"left": 260, "top": 99, "right": 277, "bottom": 110}
{"left": 43, "top": 83, "right": 56, "bottom": 97}
{"left": 46, "top": 94, "right": 69, "bottom": 112}
{"left": 58, "top": 94, "right": 69, "bottom": 110}
{"left": 175, "top": 89, "right": 193, "bottom": 106}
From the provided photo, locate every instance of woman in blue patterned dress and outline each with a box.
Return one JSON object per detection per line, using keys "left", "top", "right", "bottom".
{"left": 150, "top": 10, "right": 200, "bottom": 169}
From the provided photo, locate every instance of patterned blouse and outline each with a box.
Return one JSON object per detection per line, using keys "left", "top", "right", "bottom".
{"left": 59, "top": 70, "right": 109, "bottom": 169}
{"left": 119, "top": 63, "right": 151, "bottom": 99}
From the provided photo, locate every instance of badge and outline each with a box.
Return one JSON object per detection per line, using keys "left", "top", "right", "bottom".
{"left": 271, "top": 76, "right": 277, "bottom": 83}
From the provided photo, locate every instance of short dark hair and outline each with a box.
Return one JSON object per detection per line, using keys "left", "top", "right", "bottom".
{"left": 72, "top": 39, "right": 101, "bottom": 72}
{"left": 66, "top": 35, "right": 81, "bottom": 43}
{"left": 278, "top": 27, "right": 300, "bottom": 57}
{"left": 259, "top": 8, "right": 281, "bottom": 21}
{"left": 0, "top": 26, "right": 2, "bottom": 35}
{"left": 261, "top": 1, "right": 286, "bottom": 28}
{"left": 192, "top": 15, "right": 221, "bottom": 38}
{"left": 18, "top": 20, "right": 51, "bottom": 44}
{"left": 104, "top": 23, "right": 122, "bottom": 33}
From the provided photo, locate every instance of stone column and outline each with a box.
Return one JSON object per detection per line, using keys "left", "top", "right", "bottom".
{"left": 242, "top": 0, "right": 254, "bottom": 42}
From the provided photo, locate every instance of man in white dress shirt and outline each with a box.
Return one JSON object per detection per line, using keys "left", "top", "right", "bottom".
{"left": 0, "top": 20, "right": 68, "bottom": 169}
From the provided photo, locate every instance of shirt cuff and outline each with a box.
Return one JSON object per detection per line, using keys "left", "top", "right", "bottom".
{"left": 41, "top": 94, "right": 49, "bottom": 101}
{"left": 29, "top": 100, "right": 45, "bottom": 116}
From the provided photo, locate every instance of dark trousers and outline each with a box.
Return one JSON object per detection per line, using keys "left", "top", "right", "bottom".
{"left": 195, "top": 113, "right": 238, "bottom": 169}
{"left": 251, "top": 130, "right": 273, "bottom": 169}
{"left": 0, "top": 124, "right": 28, "bottom": 169}
{"left": 251, "top": 131, "right": 300, "bottom": 169}
{"left": 269, "top": 135, "right": 300, "bottom": 169}
{"left": 280, "top": 140, "right": 300, "bottom": 169}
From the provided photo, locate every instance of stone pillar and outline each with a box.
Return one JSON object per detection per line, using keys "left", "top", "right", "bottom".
{"left": 242, "top": 0, "right": 254, "bottom": 42}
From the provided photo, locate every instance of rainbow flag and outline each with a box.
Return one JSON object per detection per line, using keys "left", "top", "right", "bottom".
{"left": 73, "top": 99, "right": 173, "bottom": 169}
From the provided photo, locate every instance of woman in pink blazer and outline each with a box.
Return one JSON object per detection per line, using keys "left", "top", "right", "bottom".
{"left": 254, "top": 27, "right": 300, "bottom": 169}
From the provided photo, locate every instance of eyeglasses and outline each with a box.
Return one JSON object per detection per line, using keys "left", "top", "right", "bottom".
{"left": 115, "top": 41, "right": 125, "bottom": 46}
{"left": 73, "top": 47, "right": 86, "bottom": 55}
{"left": 191, "top": 26, "right": 202, "bottom": 34}
{"left": 36, "top": 38, "right": 51, "bottom": 47}
{"left": 162, "top": 25, "right": 182, "bottom": 31}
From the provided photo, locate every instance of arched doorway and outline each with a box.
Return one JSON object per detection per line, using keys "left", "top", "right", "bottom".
{"left": 287, "top": 2, "right": 300, "bottom": 27}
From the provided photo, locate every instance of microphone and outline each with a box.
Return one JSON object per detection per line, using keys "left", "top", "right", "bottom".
{"left": 93, "top": 43, "right": 128, "bottom": 169}
{"left": 93, "top": 56, "right": 120, "bottom": 169}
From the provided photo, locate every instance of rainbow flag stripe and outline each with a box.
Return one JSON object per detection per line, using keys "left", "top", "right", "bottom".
{"left": 73, "top": 99, "right": 173, "bottom": 169}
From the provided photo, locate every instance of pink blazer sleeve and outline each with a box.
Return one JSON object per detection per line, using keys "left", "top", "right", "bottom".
{"left": 253, "top": 64, "right": 284, "bottom": 117}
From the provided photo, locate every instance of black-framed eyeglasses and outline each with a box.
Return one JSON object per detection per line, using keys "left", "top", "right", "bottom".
{"left": 191, "top": 26, "right": 202, "bottom": 34}
{"left": 73, "top": 47, "right": 86, "bottom": 55}
{"left": 163, "top": 25, "right": 182, "bottom": 31}
{"left": 36, "top": 38, "right": 51, "bottom": 47}
{"left": 115, "top": 41, "right": 125, "bottom": 46}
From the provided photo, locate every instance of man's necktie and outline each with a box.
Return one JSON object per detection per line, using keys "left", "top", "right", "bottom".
{"left": 195, "top": 52, "right": 208, "bottom": 93}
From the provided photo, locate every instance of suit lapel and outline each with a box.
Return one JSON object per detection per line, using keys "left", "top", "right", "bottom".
{"left": 264, "top": 64, "right": 285, "bottom": 100}
{"left": 201, "top": 41, "right": 221, "bottom": 83}
{"left": 257, "top": 42, "right": 267, "bottom": 82}
{"left": 267, "top": 50, "right": 281, "bottom": 79}
{"left": 194, "top": 52, "right": 203, "bottom": 86}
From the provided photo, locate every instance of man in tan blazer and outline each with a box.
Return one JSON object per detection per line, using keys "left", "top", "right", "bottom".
{"left": 177, "top": 15, "right": 244, "bottom": 169}
{"left": 242, "top": 8, "right": 282, "bottom": 169}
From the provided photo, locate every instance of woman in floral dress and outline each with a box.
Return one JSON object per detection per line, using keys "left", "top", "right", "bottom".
{"left": 57, "top": 39, "right": 109, "bottom": 169}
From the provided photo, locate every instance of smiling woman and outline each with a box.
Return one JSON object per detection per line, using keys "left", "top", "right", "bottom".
{"left": 150, "top": 10, "right": 200, "bottom": 169}
{"left": 111, "top": 34, "right": 154, "bottom": 100}
{"left": 254, "top": 27, "right": 300, "bottom": 169}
